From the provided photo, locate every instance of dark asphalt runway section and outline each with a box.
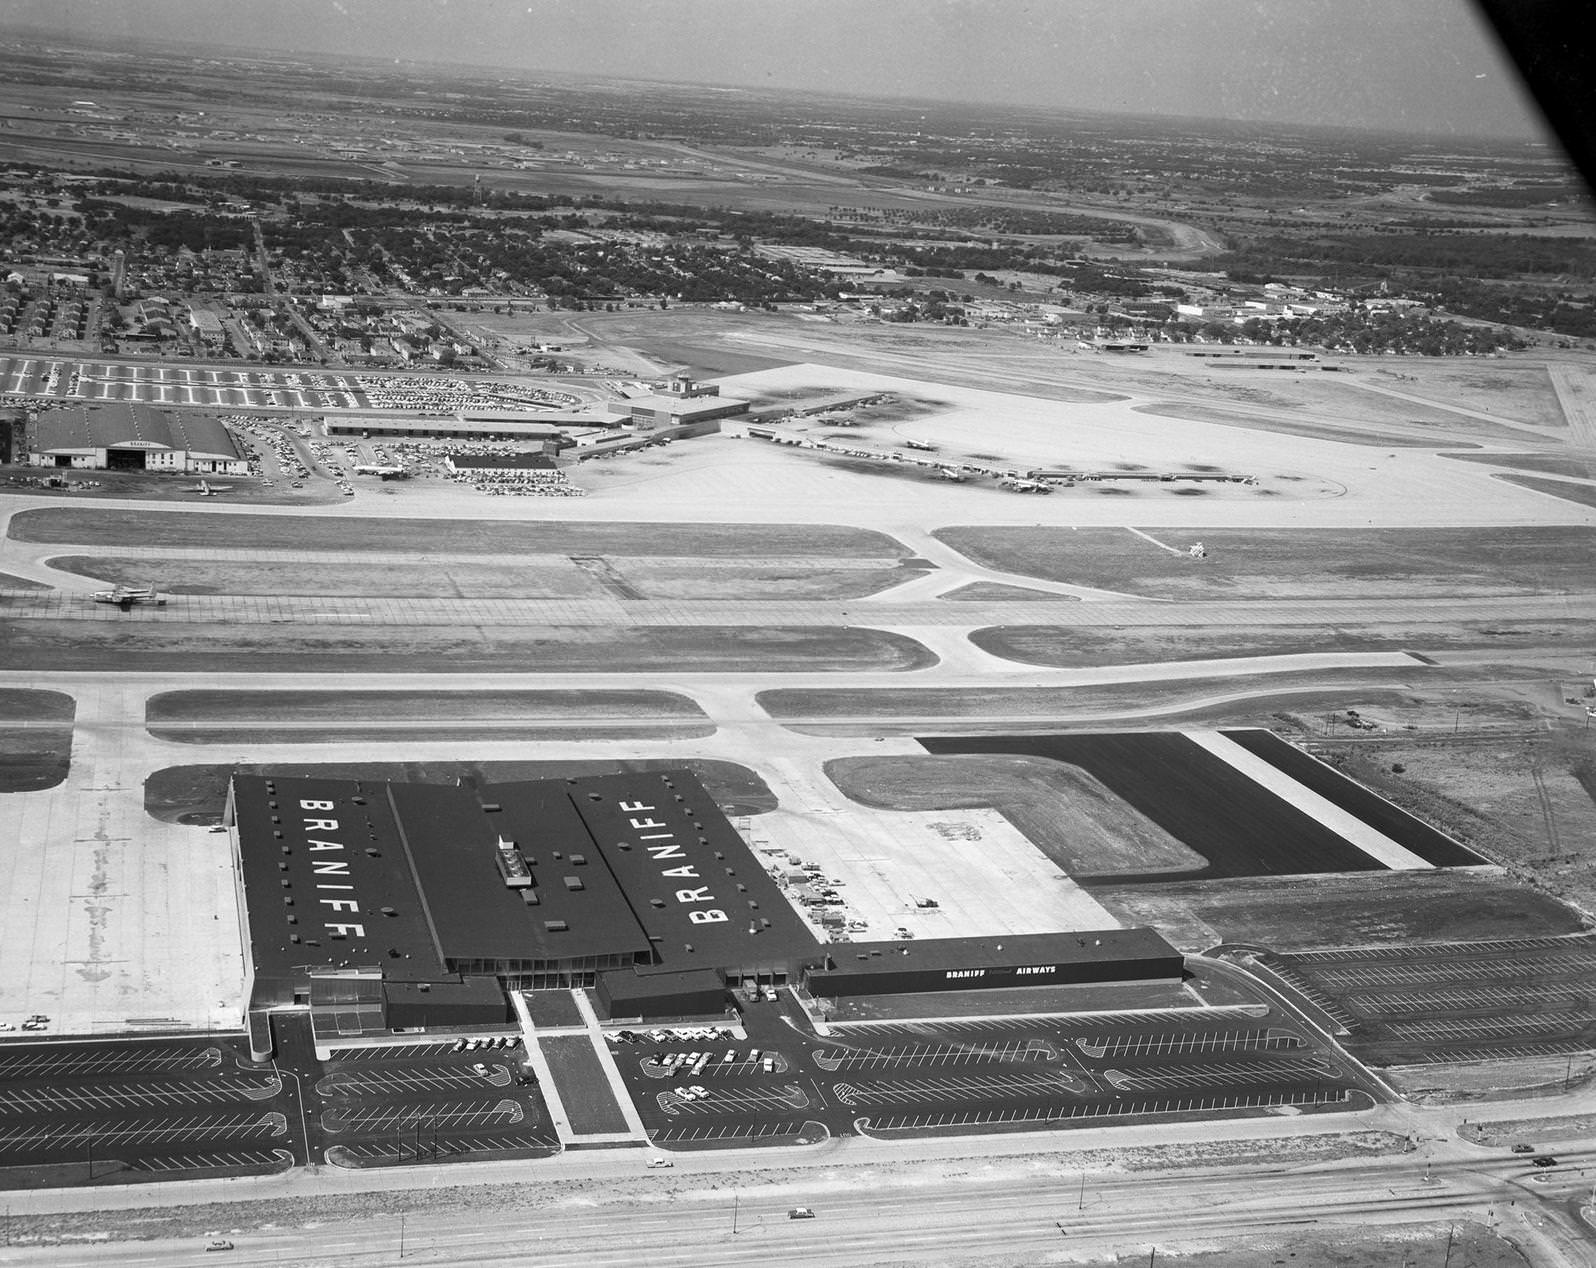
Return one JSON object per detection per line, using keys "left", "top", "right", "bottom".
{"left": 1220, "top": 729, "right": 1483, "bottom": 865}
{"left": 918, "top": 732, "right": 1387, "bottom": 883}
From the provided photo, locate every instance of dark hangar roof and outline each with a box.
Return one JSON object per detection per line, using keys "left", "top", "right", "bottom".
{"left": 34, "top": 402, "right": 239, "bottom": 458}
{"left": 568, "top": 770, "right": 820, "bottom": 975}
{"left": 232, "top": 769, "right": 818, "bottom": 981}
{"left": 230, "top": 774, "right": 448, "bottom": 984}
{"left": 387, "top": 779, "right": 650, "bottom": 964}
{"left": 819, "top": 929, "right": 1182, "bottom": 976}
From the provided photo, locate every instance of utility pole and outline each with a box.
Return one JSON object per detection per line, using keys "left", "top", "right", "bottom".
{"left": 399, "top": 1211, "right": 406, "bottom": 1260}
{"left": 1079, "top": 1172, "right": 1086, "bottom": 1210}
{"left": 1442, "top": 1221, "right": 1454, "bottom": 1268}
{"left": 731, "top": 1192, "right": 739, "bottom": 1236}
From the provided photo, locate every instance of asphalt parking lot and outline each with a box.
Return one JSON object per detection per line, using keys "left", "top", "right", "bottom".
{"left": 1259, "top": 934, "right": 1596, "bottom": 1066}
{"left": 0, "top": 1035, "right": 292, "bottom": 1189}
{"left": 0, "top": 356, "right": 369, "bottom": 411}
{"left": 610, "top": 996, "right": 1369, "bottom": 1148}
{"left": 310, "top": 1022, "right": 557, "bottom": 1167}
{"left": 0, "top": 994, "right": 1376, "bottom": 1185}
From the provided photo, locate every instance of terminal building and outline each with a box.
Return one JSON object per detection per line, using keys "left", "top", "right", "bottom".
{"left": 226, "top": 770, "right": 824, "bottom": 1043}
{"left": 227, "top": 769, "right": 1186, "bottom": 1048}
{"left": 626, "top": 373, "right": 750, "bottom": 429}
{"left": 806, "top": 930, "right": 1184, "bottom": 999}
{"left": 29, "top": 402, "right": 247, "bottom": 474}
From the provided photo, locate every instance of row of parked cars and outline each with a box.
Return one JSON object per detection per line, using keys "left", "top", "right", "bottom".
{"left": 608, "top": 1026, "right": 735, "bottom": 1044}
{"left": 648, "top": 1047, "right": 777, "bottom": 1075}
{"left": 451, "top": 1035, "right": 520, "bottom": 1051}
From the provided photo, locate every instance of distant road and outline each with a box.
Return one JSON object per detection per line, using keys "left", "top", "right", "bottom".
{"left": 9, "top": 1144, "right": 1593, "bottom": 1267}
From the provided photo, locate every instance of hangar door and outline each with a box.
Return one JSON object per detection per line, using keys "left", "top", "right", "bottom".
{"left": 106, "top": 447, "right": 147, "bottom": 470}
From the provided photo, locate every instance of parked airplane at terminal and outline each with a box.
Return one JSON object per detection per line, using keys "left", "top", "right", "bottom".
{"left": 184, "top": 479, "right": 233, "bottom": 496}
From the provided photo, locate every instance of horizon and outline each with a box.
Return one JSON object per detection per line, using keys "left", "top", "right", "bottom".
{"left": 0, "top": 0, "right": 1552, "bottom": 143}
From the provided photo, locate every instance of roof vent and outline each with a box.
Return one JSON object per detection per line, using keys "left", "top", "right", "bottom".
{"left": 570, "top": 853, "right": 586, "bottom": 865}
{"left": 544, "top": 919, "right": 568, "bottom": 932}
{"left": 481, "top": 802, "right": 502, "bottom": 812}
{"left": 564, "top": 876, "right": 584, "bottom": 891}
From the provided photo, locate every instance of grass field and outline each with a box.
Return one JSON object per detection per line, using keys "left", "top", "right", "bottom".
{"left": 1492, "top": 473, "right": 1596, "bottom": 509}
{"left": 823, "top": 754, "right": 1203, "bottom": 876}
{"left": 0, "top": 570, "right": 50, "bottom": 590}
{"left": 145, "top": 688, "right": 713, "bottom": 743}
{"left": 537, "top": 1035, "right": 630, "bottom": 1135}
{"left": 918, "top": 732, "right": 1394, "bottom": 882}
{"left": 933, "top": 525, "right": 1596, "bottom": 599}
{"left": 758, "top": 669, "right": 1449, "bottom": 732}
{"left": 0, "top": 689, "right": 76, "bottom": 722}
{"left": 967, "top": 620, "right": 1592, "bottom": 667}
{"left": 145, "top": 758, "right": 776, "bottom": 824}
{"left": 1362, "top": 361, "right": 1568, "bottom": 430}
{"left": 0, "top": 729, "right": 73, "bottom": 791}
{"left": 1134, "top": 402, "right": 1444, "bottom": 448}
{"left": 1090, "top": 871, "right": 1584, "bottom": 953}
{"left": 9, "top": 508, "right": 913, "bottom": 559}
{"left": 938, "top": 582, "right": 1076, "bottom": 603}
{"left": 1311, "top": 733, "right": 1596, "bottom": 916}
{"left": 0, "top": 688, "right": 76, "bottom": 794}
{"left": 1443, "top": 451, "right": 1594, "bottom": 478}
{"left": 2, "top": 620, "right": 935, "bottom": 674}
{"left": 49, "top": 553, "right": 926, "bottom": 601}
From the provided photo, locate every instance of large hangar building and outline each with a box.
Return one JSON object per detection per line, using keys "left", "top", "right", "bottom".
{"left": 29, "top": 402, "right": 247, "bottom": 474}
{"left": 226, "top": 769, "right": 822, "bottom": 1042}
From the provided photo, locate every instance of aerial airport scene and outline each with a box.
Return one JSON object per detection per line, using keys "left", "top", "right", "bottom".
{"left": 0, "top": 2, "right": 1593, "bottom": 1264}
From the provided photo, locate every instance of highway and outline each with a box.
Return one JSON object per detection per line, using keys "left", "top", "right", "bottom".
{"left": 8, "top": 1145, "right": 1593, "bottom": 1266}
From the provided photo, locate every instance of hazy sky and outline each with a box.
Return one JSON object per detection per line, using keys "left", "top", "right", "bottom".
{"left": 10, "top": 0, "right": 1549, "bottom": 139}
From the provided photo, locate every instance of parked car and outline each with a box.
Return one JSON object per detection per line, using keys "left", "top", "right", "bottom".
{"left": 788, "top": 1207, "right": 816, "bottom": 1220}
{"left": 1511, "top": 1143, "right": 1536, "bottom": 1154}
{"left": 204, "top": 1240, "right": 234, "bottom": 1252}
{"left": 1530, "top": 1156, "right": 1558, "bottom": 1168}
{"left": 646, "top": 1156, "right": 674, "bottom": 1168}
